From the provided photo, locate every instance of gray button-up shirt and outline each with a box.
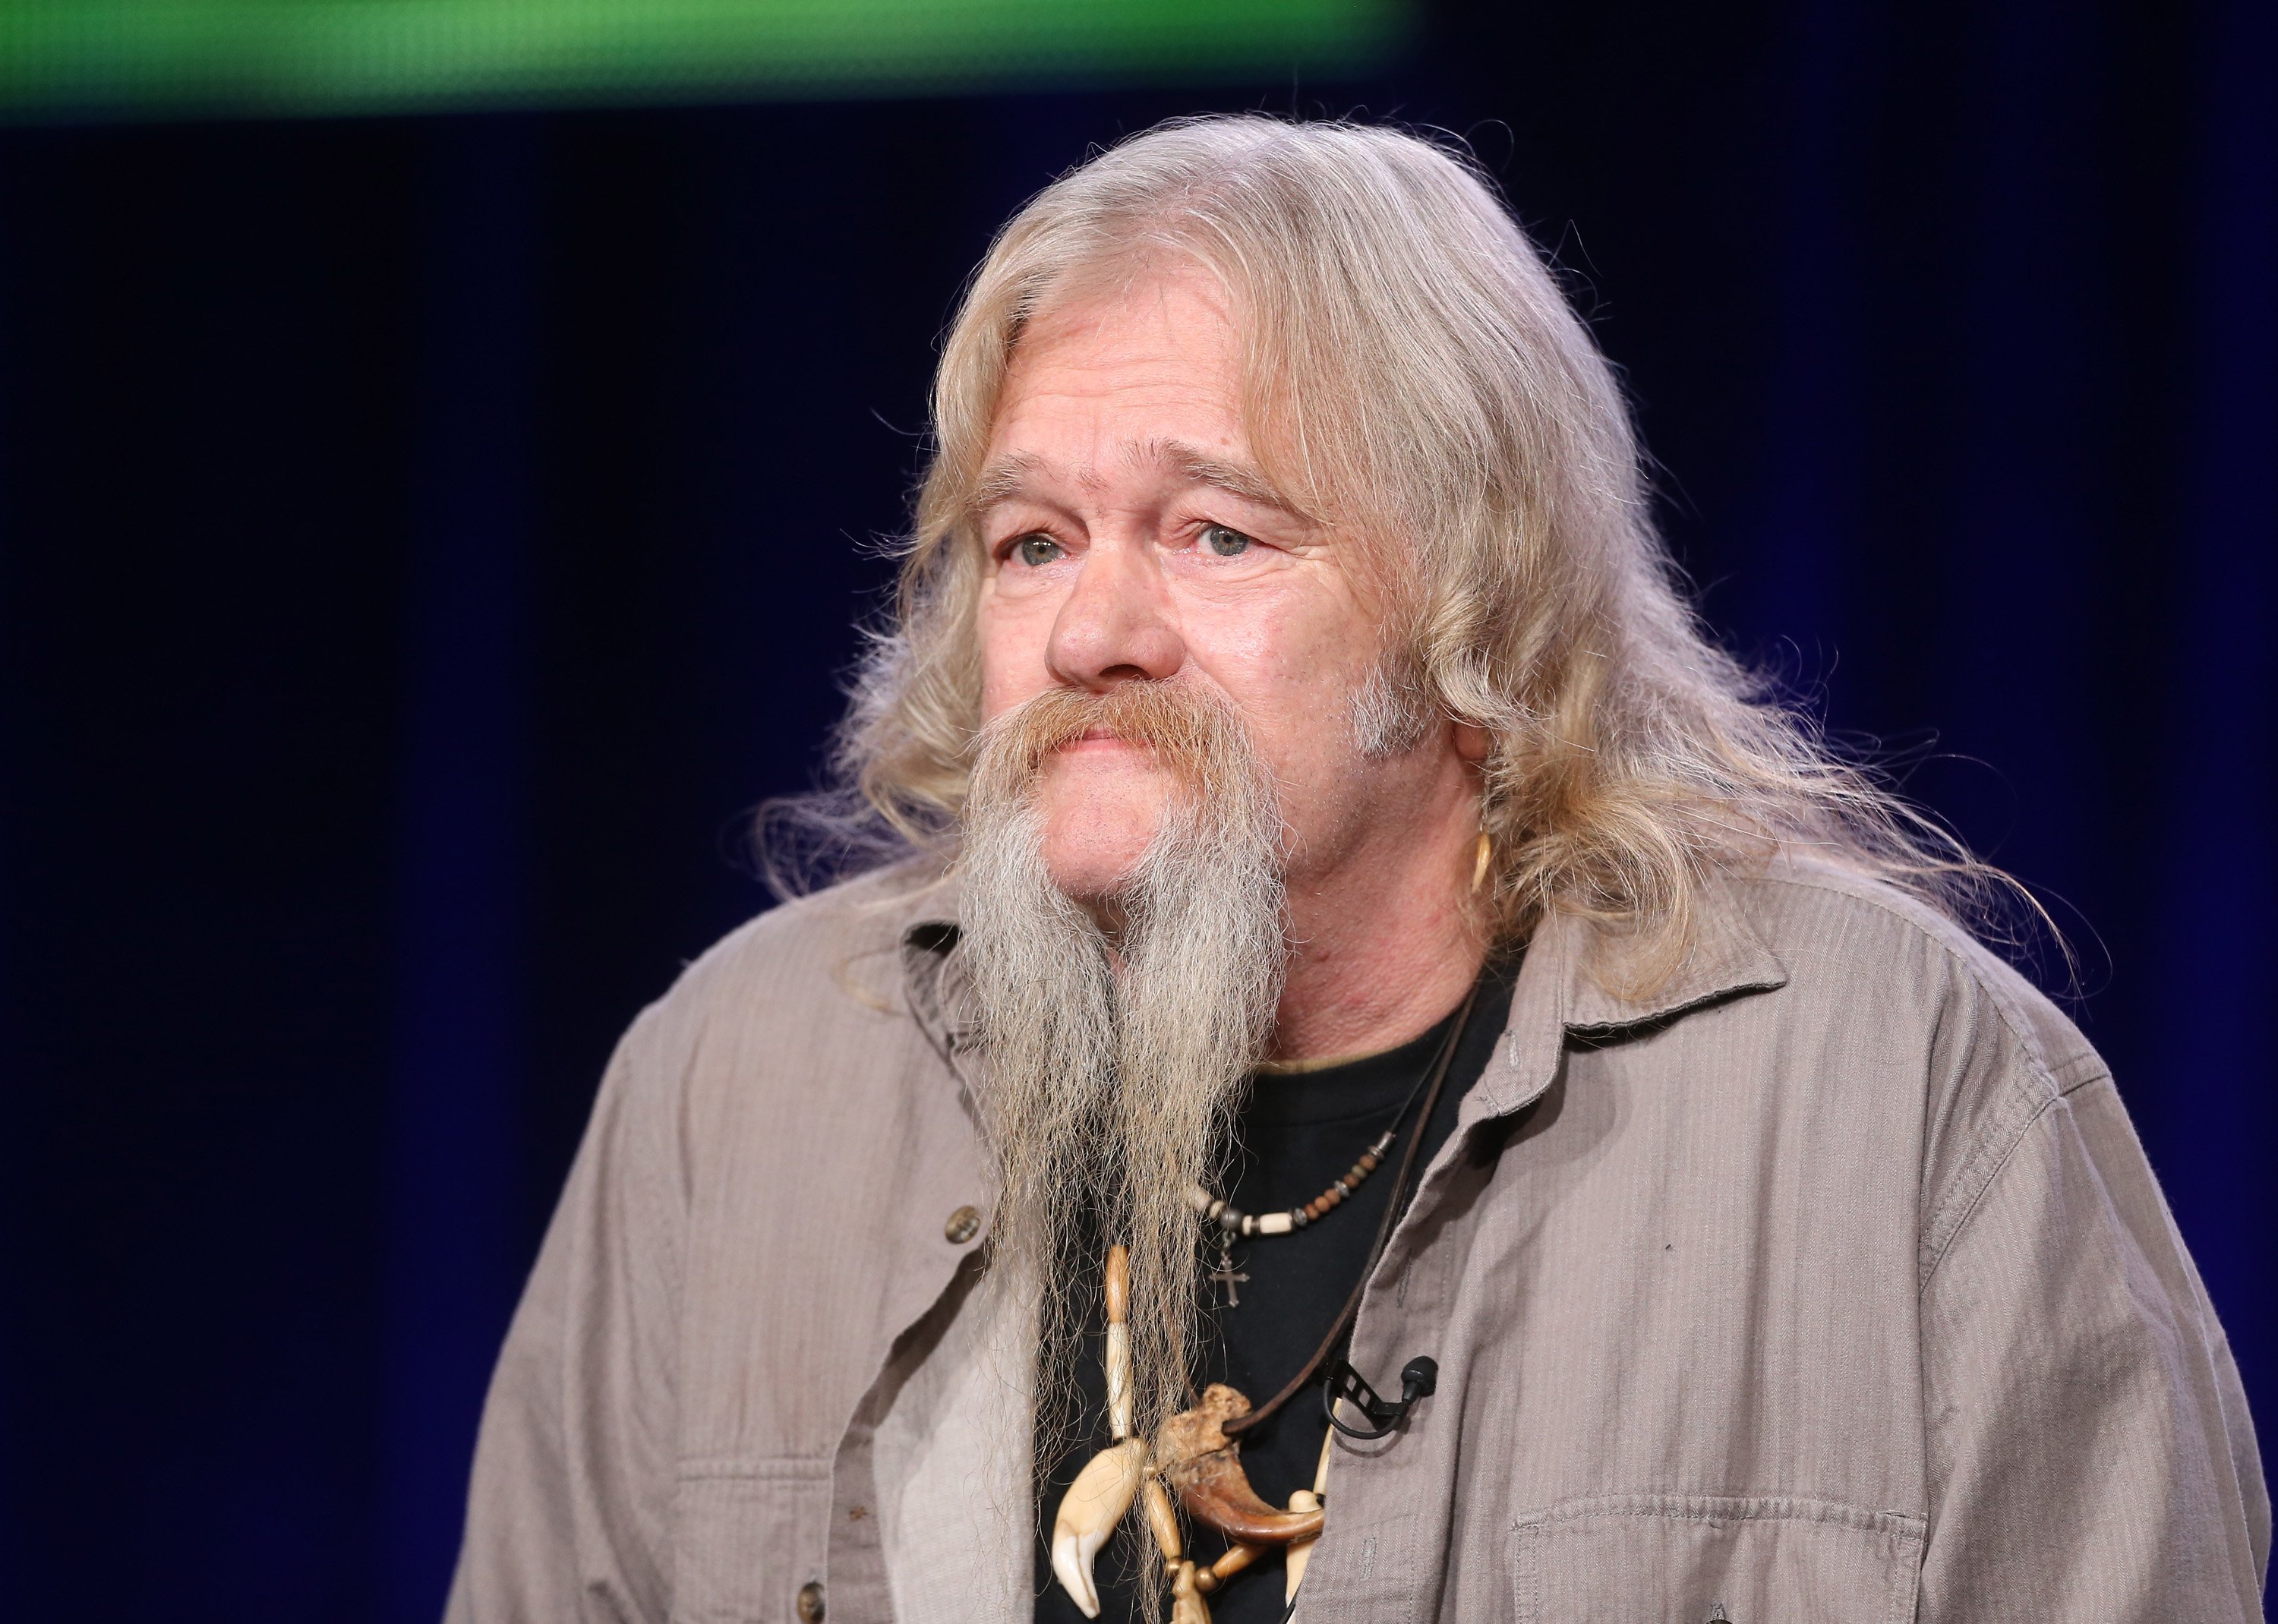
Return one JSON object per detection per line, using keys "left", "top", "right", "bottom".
{"left": 446, "top": 857, "right": 2270, "bottom": 1622}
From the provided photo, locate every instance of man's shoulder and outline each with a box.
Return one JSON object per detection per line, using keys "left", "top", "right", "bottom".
{"left": 1722, "top": 853, "right": 2100, "bottom": 1102}
{"left": 615, "top": 859, "right": 954, "bottom": 1086}
{"left": 1712, "top": 856, "right": 2109, "bottom": 1246}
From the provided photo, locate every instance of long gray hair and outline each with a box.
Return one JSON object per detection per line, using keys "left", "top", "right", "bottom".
{"left": 780, "top": 113, "right": 2022, "bottom": 988}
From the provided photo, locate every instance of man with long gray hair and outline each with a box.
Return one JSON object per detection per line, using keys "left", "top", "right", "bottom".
{"left": 447, "top": 117, "right": 2267, "bottom": 1623}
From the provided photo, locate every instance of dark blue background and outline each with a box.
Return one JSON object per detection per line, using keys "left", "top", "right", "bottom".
{"left": 1, "top": 1, "right": 2270, "bottom": 1616}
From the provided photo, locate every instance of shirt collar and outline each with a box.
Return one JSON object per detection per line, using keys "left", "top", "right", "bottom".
{"left": 1469, "top": 875, "right": 1790, "bottom": 1120}
{"left": 883, "top": 871, "right": 973, "bottom": 1063}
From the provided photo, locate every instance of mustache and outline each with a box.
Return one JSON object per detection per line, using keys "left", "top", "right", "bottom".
{"left": 967, "top": 683, "right": 1279, "bottom": 821}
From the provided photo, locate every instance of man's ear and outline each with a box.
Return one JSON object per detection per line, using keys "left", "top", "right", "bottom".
{"left": 1453, "top": 721, "right": 1491, "bottom": 762}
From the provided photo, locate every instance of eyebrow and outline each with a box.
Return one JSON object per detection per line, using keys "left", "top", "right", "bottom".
{"left": 965, "top": 438, "right": 1310, "bottom": 525}
{"left": 966, "top": 451, "right": 1045, "bottom": 517}
{"left": 1134, "top": 437, "right": 1308, "bottom": 516}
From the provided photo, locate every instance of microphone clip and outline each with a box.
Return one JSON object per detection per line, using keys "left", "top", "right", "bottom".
{"left": 1321, "top": 1354, "right": 1438, "bottom": 1440}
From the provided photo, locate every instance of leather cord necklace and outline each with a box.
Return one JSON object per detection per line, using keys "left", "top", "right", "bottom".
{"left": 1220, "top": 981, "right": 1478, "bottom": 1440}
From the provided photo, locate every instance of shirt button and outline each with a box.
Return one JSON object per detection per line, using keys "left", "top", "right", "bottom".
{"left": 944, "top": 1205, "right": 981, "bottom": 1244}
{"left": 796, "top": 1580, "right": 826, "bottom": 1622}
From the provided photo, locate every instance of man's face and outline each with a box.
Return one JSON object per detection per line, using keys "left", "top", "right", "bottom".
{"left": 974, "top": 264, "right": 1438, "bottom": 901}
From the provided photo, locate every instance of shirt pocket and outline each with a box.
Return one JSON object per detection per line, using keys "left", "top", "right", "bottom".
{"left": 672, "top": 1456, "right": 832, "bottom": 1624}
{"left": 1510, "top": 1493, "right": 1925, "bottom": 1624}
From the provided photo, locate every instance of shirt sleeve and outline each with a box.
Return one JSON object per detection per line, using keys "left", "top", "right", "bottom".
{"left": 1917, "top": 1074, "right": 2269, "bottom": 1619}
{"left": 444, "top": 1013, "right": 685, "bottom": 1624}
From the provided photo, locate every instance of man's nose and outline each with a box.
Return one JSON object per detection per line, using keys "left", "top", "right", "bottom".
{"left": 1045, "top": 538, "right": 1185, "bottom": 689}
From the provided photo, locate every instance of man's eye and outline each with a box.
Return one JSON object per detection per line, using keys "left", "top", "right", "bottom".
{"left": 1013, "top": 535, "right": 1063, "bottom": 567}
{"left": 1201, "top": 522, "right": 1254, "bottom": 557}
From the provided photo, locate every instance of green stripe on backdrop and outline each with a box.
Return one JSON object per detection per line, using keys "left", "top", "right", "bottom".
{"left": 0, "top": 0, "right": 1408, "bottom": 118}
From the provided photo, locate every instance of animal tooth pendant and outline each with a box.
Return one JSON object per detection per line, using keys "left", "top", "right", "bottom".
{"left": 1050, "top": 1246, "right": 1335, "bottom": 1622}
{"left": 1050, "top": 1437, "right": 1147, "bottom": 1617}
{"left": 1051, "top": 1247, "right": 1144, "bottom": 1618}
{"left": 1156, "top": 1386, "right": 1324, "bottom": 1547}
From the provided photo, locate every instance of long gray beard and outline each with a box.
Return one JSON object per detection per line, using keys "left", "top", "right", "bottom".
{"left": 953, "top": 686, "right": 1288, "bottom": 1472}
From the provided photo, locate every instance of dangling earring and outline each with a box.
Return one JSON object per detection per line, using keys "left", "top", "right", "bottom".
{"left": 1470, "top": 828, "right": 1494, "bottom": 894}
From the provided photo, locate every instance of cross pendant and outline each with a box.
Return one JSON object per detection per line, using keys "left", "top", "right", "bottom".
{"left": 1208, "top": 1244, "right": 1249, "bottom": 1307}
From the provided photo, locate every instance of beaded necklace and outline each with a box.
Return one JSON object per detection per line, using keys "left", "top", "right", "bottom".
{"left": 1185, "top": 1033, "right": 1447, "bottom": 1317}
{"left": 1183, "top": 1057, "right": 1433, "bottom": 1241}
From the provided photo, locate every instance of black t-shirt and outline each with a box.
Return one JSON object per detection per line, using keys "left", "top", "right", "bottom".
{"left": 1033, "top": 962, "right": 1518, "bottom": 1623}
